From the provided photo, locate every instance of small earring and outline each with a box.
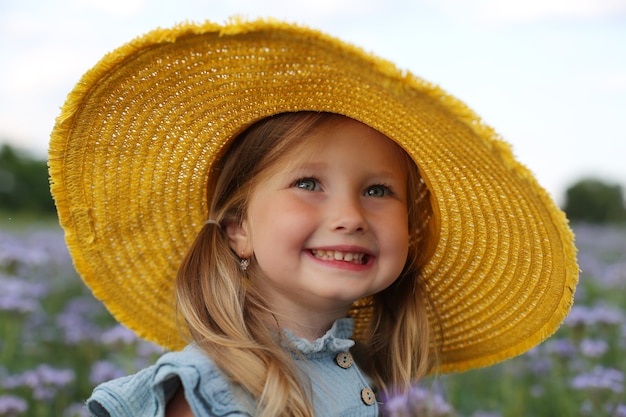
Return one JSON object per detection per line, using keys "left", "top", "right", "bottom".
{"left": 240, "top": 258, "right": 249, "bottom": 271}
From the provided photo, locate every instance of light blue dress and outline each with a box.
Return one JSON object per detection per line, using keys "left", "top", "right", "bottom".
{"left": 86, "top": 318, "right": 379, "bottom": 416}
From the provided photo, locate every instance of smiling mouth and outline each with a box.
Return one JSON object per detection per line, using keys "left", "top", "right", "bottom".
{"left": 310, "top": 249, "right": 369, "bottom": 265}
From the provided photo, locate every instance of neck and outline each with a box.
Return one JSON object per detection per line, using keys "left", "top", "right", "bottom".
{"left": 250, "top": 278, "right": 352, "bottom": 340}
{"left": 268, "top": 302, "right": 349, "bottom": 341}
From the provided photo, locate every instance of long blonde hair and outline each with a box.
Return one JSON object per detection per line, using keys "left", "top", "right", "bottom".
{"left": 175, "top": 112, "right": 438, "bottom": 416}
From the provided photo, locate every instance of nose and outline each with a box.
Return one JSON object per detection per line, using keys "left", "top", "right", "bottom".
{"left": 328, "top": 195, "right": 368, "bottom": 233}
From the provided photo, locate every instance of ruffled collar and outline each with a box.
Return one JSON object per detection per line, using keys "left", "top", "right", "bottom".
{"left": 281, "top": 317, "right": 355, "bottom": 358}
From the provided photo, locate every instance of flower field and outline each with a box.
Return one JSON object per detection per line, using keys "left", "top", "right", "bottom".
{"left": 1, "top": 222, "right": 625, "bottom": 416}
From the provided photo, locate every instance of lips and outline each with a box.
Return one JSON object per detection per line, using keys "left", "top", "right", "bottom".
{"left": 310, "top": 249, "right": 369, "bottom": 265}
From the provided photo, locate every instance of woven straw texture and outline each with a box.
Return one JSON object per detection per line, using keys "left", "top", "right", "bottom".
{"left": 48, "top": 18, "right": 578, "bottom": 374}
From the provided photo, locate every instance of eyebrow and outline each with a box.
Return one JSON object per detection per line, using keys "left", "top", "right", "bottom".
{"left": 291, "top": 162, "right": 404, "bottom": 181}
{"left": 289, "top": 162, "right": 326, "bottom": 172}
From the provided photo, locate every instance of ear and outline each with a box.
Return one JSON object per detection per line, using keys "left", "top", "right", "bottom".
{"left": 225, "top": 219, "right": 253, "bottom": 258}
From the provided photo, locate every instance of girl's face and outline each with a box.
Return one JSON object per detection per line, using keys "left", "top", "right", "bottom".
{"left": 227, "top": 117, "right": 410, "bottom": 331}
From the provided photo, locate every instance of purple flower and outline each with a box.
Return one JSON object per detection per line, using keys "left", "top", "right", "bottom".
{"left": 591, "top": 305, "right": 625, "bottom": 326}
{"left": 2, "top": 365, "right": 75, "bottom": 390}
{"left": 529, "top": 356, "right": 553, "bottom": 375}
{"left": 411, "top": 385, "right": 454, "bottom": 415}
{"left": 571, "top": 366, "right": 624, "bottom": 394}
{"left": 564, "top": 306, "right": 592, "bottom": 327}
{"left": 134, "top": 340, "right": 164, "bottom": 368}
{"left": 137, "top": 340, "right": 164, "bottom": 357}
{"left": 36, "top": 364, "right": 75, "bottom": 387}
{"left": 33, "top": 385, "right": 56, "bottom": 402}
{"left": 0, "top": 278, "right": 48, "bottom": 313}
{"left": 564, "top": 304, "right": 623, "bottom": 327}
{"left": 3, "top": 372, "right": 30, "bottom": 389}
{"left": 544, "top": 338, "right": 577, "bottom": 358}
{"left": 0, "top": 395, "right": 28, "bottom": 415}
{"left": 602, "top": 262, "right": 626, "bottom": 289}
{"left": 614, "top": 404, "right": 626, "bottom": 417}
{"left": 579, "top": 338, "right": 609, "bottom": 358}
{"left": 64, "top": 403, "right": 90, "bottom": 417}
{"left": 384, "top": 394, "right": 413, "bottom": 417}
{"left": 89, "top": 361, "right": 126, "bottom": 385}
{"left": 100, "top": 324, "right": 138, "bottom": 346}
{"left": 0, "top": 230, "right": 74, "bottom": 278}
{"left": 381, "top": 385, "right": 454, "bottom": 417}
{"left": 55, "top": 297, "right": 103, "bottom": 344}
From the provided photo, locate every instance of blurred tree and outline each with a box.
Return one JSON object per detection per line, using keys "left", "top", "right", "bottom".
{"left": 564, "top": 177, "right": 626, "bottom": 224}
{"left": 0, "top": 143, "right": 56, "bottom": 215}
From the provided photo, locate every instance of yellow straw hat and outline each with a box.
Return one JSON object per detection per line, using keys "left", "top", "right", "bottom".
{"left": 49, "top": 18, "right": 578, "bottom": 373}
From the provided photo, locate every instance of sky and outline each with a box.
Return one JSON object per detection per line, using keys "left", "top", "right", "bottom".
{"left": 1, "top": 0, "right": 625, "bottom": 204}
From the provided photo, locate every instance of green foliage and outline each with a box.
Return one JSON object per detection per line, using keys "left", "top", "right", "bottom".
{"left": 0, "top": 144, "right": 56, "bottom": 215}
{"left": 564, "top": 177, "right": 626, "bottom": 224}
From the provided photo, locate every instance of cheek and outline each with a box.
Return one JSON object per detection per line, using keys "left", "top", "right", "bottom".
{"left": 385, "top": 210, "right": 410, "bottom": 267}
{"left": 249, "top": 196, "right": 317, "bottom": 247}
{"left": 392, "top": 232, "right": 410, "bottom": 266}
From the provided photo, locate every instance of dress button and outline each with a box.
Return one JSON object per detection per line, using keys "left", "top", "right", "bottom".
{"left": 335, "top": 351, "right": 353, "bottom": 369}
{"left": 360, "top": 387, "right": 376, "bottom": 406}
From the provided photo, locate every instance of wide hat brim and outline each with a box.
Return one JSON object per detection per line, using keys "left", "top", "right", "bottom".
{"left": 49, "top": 18, "right": 578, "bottom": 373}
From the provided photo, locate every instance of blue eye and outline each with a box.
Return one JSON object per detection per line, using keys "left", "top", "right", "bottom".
{"left": 294, "top": 178, "right": 319, "bottom": 191}
{"left": 365, "top": 185, "right": 390, "bottom": 197}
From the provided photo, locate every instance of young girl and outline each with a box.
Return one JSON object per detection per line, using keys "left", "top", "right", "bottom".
{"left": 48, "top": 19, "right": 578, "bottom": 417}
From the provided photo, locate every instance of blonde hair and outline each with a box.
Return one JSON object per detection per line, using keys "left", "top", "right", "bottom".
{"left": 175, "top": 112, "right": 438, "bottom": 416}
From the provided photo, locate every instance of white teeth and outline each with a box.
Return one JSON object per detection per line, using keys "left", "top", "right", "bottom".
{"left": 311, "top": 250, "right": 366, "bottom": 264}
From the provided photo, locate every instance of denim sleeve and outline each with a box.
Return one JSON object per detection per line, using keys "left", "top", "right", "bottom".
{"left": 87, "top": 365, "right": 167, "bottom": 417}
{"left": 86, "top": 346, "right": 254, "bottom": 417}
